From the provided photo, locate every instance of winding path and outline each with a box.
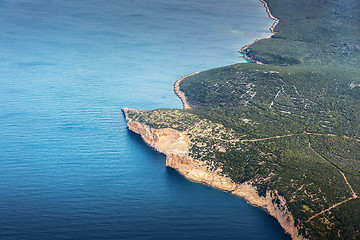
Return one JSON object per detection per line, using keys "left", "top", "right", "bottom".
{"left": 305, "top": 138, "right": 358, "bottom": 222}
{"left": 306, "top": 197, "right": 357, "bottom": 222}
{"left": 240, "top": 133, "right": 302, "bottom": 142}
{"left": 239, "top": 131, "right": 359, "bottom": 222}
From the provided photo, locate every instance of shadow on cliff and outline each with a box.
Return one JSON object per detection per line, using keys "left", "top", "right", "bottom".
{"left": 125, "top": 128, "right": 165, "bottom": 159}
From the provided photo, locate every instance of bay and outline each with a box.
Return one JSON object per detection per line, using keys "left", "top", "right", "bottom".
{"left": 0, "top": 0, "right": 290, "bottom": 239}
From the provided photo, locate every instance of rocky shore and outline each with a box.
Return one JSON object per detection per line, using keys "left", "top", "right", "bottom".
{"left": 173, "top": 72, "right": 200, "bottom": 109}
{"left": 121, "top": 1, "right": 309, "bottom": 239}
{"left": 239, "top": 0, "right": 280, "bottom": 64}
{"left": 122, "top": 107, "right": 307, "bottom": 240}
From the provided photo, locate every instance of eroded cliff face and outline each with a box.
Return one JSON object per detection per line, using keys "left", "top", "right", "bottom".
{"left": 122, "top": 108, "right": 307, "bottom": 240}
{"left": 123, "top": 108, "right": 189, "bottom": 156}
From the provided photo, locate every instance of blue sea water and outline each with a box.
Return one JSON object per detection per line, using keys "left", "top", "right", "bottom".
{"left": 0, "top": 0, "right": 291, "bottom": 239}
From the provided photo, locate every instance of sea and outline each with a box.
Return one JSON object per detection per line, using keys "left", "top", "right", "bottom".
{"left": 0, "top": 0, "right": 291, "bottom": 239}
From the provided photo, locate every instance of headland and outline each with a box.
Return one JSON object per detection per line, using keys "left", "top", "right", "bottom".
{"left": 122, "top": 0, "right": 360, "bottom": 239}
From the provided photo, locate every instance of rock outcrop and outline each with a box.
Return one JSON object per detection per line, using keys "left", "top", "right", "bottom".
{"left": 122, "top": 107, "right": 307, "bottom": 240}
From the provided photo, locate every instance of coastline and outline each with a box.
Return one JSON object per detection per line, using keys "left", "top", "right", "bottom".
{"left": 259, "top": 0, "right": 280, "bottom": 34}
{"left": 123, "top": 1, "right": 305, "bottom": 239}
{"left": 121, "top": 0, "right": 360, "bottom": 238}
{"left": 122, "top": 108, "right": 306, "bottom": 240}
{"left": 173, "top": 72, "right": 200, "bottom": 109}
{"left": 166, "top": 1, "right": 303, "bottom": 238}
{"left": 239, "top": 0, "right": 280, "bottom": 63}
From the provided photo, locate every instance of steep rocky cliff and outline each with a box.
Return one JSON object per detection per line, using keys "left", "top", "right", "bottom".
{"left": 122, "top": 107, "right": 307, "bottom": 240}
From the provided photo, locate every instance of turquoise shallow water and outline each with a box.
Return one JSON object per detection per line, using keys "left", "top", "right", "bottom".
{"left": 0, "top": 0, "right": 290, "bottom": 239}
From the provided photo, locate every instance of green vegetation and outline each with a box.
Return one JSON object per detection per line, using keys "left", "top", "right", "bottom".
{"left": 126, "top": 0, "right": 360, "bottom": 239}
{"left": 242, "top": 0, "right": 360, "bottom": 66}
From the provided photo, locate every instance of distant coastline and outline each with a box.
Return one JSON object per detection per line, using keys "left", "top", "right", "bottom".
{"left": 259, "top": 0, "right": 280, "bottom": 33}
{"left": 176, "top": 0, "right": 280, "bottom": 104}
{"left": 239, "top": 0, "right": 280, "bottom": 64}
{"left": 173, "top": 72, "right": 200, "bottom": 109}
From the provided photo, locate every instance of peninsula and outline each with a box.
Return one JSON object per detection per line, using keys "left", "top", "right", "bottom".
{"left": 123, "top": 0, "right": 360, "bottom": 239}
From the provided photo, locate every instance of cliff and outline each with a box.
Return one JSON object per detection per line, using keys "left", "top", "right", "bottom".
{"left": 122, "top": 107, "right": 307, "bottom": 240}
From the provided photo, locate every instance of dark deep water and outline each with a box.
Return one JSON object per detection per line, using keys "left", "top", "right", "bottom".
{"left": 0, "top": 0, "right": 291, "bottom": 239}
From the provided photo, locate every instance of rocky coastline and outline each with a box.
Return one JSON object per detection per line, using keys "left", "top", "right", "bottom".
{"left": 173, "top": 72, "right": 200, "bottom": 109}
{"left": 122, "top": 108, "right": 307, "bottom": 240}
{"left": 122, "top": 1, "right": 308, "bottom": 239}
{"left": 239, "top": 0, "right": 280, "bottom": 64}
